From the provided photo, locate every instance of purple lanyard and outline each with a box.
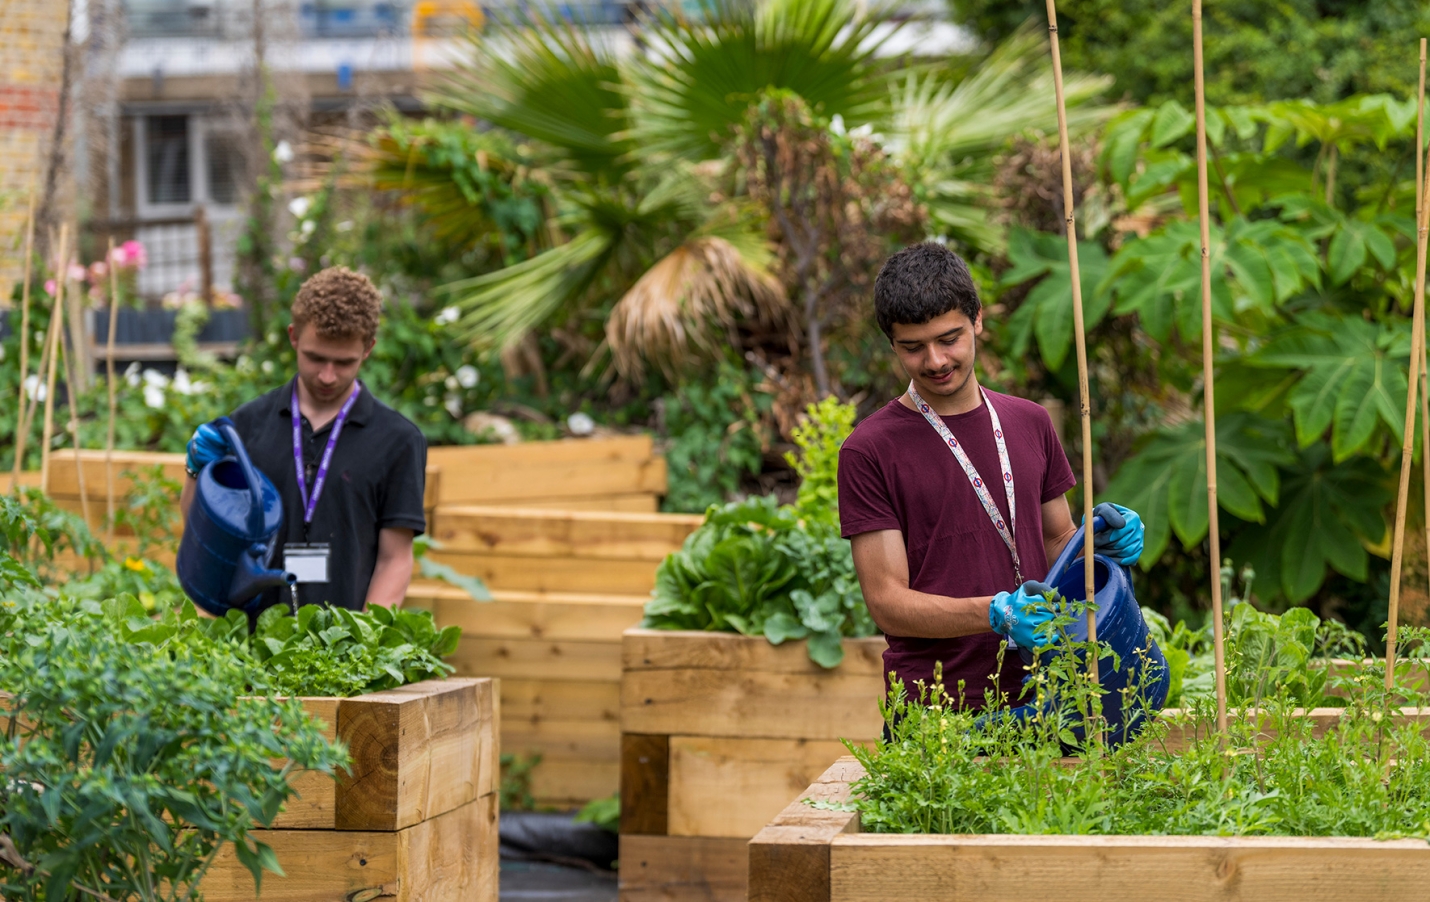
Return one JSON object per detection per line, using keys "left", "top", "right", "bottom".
{"left": 292, "top": 381, "right": 361, "bottom": 525}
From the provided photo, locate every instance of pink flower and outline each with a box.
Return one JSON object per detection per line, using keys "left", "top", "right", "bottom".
{"left": 88, "top": 261, "right": 109, "bottom": 283}
{"left": 44, "top": 279, "right": 56, "bottom": 296}
{"left": 111, "top": 240, "right": 147, "bottom": 269}
{"left": 67, "top": 263, "right": 87, "bottom": 283}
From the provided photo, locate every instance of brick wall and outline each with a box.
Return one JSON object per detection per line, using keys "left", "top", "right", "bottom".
{"left": 0, "top": 1, "right": 68, "bottom": 302}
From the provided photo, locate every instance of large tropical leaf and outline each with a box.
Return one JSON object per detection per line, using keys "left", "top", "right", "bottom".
{"left": 1102, "top": 413, "right": 1296, "bottom": 568}
{"left": 1226, "top": 446, "right": 1392, "bottom": 603}
{"left": 1104, "top": 217, "right": 1319, "bottom": 343}
{"left": 431, "top": 15, "right": 634, "bottom": 178}
{"left": 998, "top": 227, "right": 1110, "bottom": 372}
{"left": 1247, "top": 312, "right": 1411, "bottom": 460}
{"left": 624, "top": 0, "right": 894, "bottom": 163}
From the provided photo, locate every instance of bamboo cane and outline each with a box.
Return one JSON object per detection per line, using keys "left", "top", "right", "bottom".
{"left": 38, "top": 225, "right": 69, "bottom": 495}
{"left": 105, "top": 238, "right": 119, "bottom": 540}
{"left": 1416, "top": 39, "right": 1429, "bottom": 611}
{"left": 58, "top": 316, "right": 91, "bottom": 527}
{"left": 1193, "top": 0, "right": 1230, "bottom": 734}
{"left": 1388, "top": 90, "right": 1430, "bottom": 689}
{"left": 1044, "top": 0, "right": 1100, "bottom": 696}
{"left": 10, "top": 190, "right": 35, "bottom": 491}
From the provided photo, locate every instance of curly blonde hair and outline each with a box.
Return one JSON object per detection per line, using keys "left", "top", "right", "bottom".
{"left": 291, "top": 266, "right": 382, "bottom": 345}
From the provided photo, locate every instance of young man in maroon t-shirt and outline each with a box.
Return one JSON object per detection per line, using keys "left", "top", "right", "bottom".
{"left": 838, "top": 243, "right": 1145, "bottom": 710}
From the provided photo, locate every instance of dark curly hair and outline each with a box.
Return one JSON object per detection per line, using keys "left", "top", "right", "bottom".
{"left": 291, "top": 266, "right": 382, "bottom": 345}
{"left": 873, "top": 242, "right": 981, "bottom": 340}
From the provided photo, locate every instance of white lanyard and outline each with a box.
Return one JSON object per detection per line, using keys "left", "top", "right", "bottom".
{"left": 907, "top": 382, "right": 1021, "bottom": 583}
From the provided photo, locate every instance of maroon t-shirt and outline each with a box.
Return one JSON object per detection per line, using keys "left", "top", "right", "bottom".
{"left": 838, "top": 390, "right": 1076, "bottom": 710}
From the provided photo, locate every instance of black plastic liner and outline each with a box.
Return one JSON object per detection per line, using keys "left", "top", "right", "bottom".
{"left": 500, "top": 811, "right": 619, "bottom": 872}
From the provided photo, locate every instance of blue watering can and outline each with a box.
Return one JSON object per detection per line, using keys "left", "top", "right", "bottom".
{"left": 176, "top": 419, "right": 294, "bottom": 617}
{"left": 997, "top": 514, "right": 1170, "bottom": 748}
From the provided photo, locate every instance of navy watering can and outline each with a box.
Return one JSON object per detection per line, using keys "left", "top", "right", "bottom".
{"left": 1000, "top": 514, "right": 1170, "bottom": 748}
{"left": 176, "top": 419, "right": 294, "bottom": 617}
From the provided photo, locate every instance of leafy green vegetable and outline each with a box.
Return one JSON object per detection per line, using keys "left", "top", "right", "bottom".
{"left": 644, "top": 496, "right": 876, "bottom": 668}
{"left": 785, "top": 396, "right": 857, "bottom": 528}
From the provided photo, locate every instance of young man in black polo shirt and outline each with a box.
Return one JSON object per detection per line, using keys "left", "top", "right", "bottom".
{"left": 179, "top": 267, "right": 427, "bottom": 613}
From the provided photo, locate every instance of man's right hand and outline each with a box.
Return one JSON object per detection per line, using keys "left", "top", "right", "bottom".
{"left": 185, "top": 418, "right": 233, "bottom": 477}
{"left": 989, "top": 580, "right": 1060, "bottom": 651}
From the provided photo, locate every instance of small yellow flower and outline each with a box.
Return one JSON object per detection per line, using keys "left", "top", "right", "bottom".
{"left": 124, "top": 557, "right": 149, "bottom": 574}
{"left": 1372, "top": 711, "right": 1384, "bottom": 723}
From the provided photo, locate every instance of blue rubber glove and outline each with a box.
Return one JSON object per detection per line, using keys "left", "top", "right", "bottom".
{"left": 185, "top": 417, "right": 234, "bottom": 476}
{"left": 989, "top": 580, "right": 1060, "bottom": 652}
{"left": 1085, "top": 502, "right": 1144, "bottom": 566}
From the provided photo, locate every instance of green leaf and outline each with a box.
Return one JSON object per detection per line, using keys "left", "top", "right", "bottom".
{"left": 999, "top": 227, "right": 1110, "bottom": 371}
{"left": 806, "top": 630, "right": 845, "bottom": 669}
{"left": 1149, "top": 100, "right": 1195, "bottom": 147}
{"left": 416, "top": 557, "right": 493, "bottom": 602}
{"left": 1326, "top": 225, "right": 1366, "bottom": 285}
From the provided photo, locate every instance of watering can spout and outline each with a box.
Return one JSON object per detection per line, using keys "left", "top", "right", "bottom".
{"left": 227, "top": 543, "right": 295, "bottom": 607}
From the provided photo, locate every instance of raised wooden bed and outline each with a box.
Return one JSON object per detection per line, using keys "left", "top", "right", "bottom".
{"left": 202, "top": 676, "right": 499, "bottom": 902}
{"left": 750, "top": 752, "right": 1430, "bottom": 902}
{"left": 618, "top": 629, "right": 888, "bottom": 902}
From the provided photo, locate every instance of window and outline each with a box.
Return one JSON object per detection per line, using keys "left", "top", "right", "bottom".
{"left": 206, "top": 133, "right": 244, "bottom": 205}
{"left": 145, "top": 115, "right": 191, "bottom": 205}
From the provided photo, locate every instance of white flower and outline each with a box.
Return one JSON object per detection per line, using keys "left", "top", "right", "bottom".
{"left": 444, "top": 375, "right": 459, "bottom": 391}
{"left": 124, "top": 362, "right": 141, "bottom": 386}
{"left": 434, "top": 306, "right": 460, "bottom": 326}
{"left": 23, "top": 374, "right": 43, "bottom": 401}
{"left": 288, "top": 196, "right": 312, "bottom": 218}
{"left": 300, "top": 219, "right": 316, "bottom": 237}
{"left": 444, "top": 394, "right": 463, "bottom": 419}
{"left": 273, "top": 140, "right": 294, "bottom": 163}
{"left": 830, "top": 114, "right": 846, "bottom": 135}
{"left": 456, "top": 365, "right": 479, "bottom": 389}
{"left": 143, "top": 384, "right": 165, "bottom": 408}
{"left": 172, "top": 368, "right": 193, "bottom": 395}
{"left": 567, "top": 412, "right": 596, "bottom": 436}
{"left": 261, "top": 360, "right": 275, "bottom": 374}
{"left": 424, "top": 395, "right": 438, "bottom": 406}
{"left": 142, "top": 368, "right": 169, "bottom": 388}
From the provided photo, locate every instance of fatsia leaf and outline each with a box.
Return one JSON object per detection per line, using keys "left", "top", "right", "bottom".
{"left": 999, "top": 227, "right": 1110, "bottom": 372}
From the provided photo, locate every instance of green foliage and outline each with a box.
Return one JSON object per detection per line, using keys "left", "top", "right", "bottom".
{"left": 1000, "top": 227, "right": 1110, "bottom": 371}
{"left": 945, "top": 1, "right": 1430, "bottom": 108}
{"left": 574, "top": 794, "right": 620, "bottom": 834}
{"left": 644, "top": 496, "right": 875, "bottom": 668}
{"left": 0, "top": 592, "right": 345, "bottom": 901}
{"left": 840, "top": 616, "right": 1428, "bottom": 839}
{"left": 660, "top": 362, "right": 772, "bottom": 513}
{"left": 784, "top": 396, "right": 857, "bottom": 527}
{"left": 227, "top": 603, "right": 459, "bottom": 699}
{"left": 499, "top": 752, "right": 541, "bottom": 812}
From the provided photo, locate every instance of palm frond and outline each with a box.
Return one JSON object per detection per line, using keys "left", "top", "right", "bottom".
{"left": 442, "top": 229, "right": 618, "bottom": 349}
{"left": 430, "top": 11, "right": 633, "bottom": 178}
{"left": 625, "top": 0, "right": 899, "bottom": 163}
{"left": 607, "top": 233, "right": 786, "bottom": 377}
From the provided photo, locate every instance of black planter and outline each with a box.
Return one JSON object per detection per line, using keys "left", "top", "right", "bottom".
{"left": 91, "top": 308, "right": 249, "bottom": 344}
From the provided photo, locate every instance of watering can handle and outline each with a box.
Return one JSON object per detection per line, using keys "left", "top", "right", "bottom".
{"left": 217, "top": 421, "right": 267, "bottom": 539}
{"left": 1046, "top": 514, "right": 1107, "bottom": 587}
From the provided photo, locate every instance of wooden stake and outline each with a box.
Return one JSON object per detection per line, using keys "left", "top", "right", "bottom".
{"left": 39, "top": 225, "right": 69, "bottom": 495}
{"left": 11, "top": 189, "right": 35, "bottom": 490}
{"left": 1193, "top": 0, "right": 1230, "bottom": 734}
{"left": 105, "top": 237, "right": 119, "bottom": 539}
{"left": 1388, "top": 56, "right": 1430, "bottom": 690}
{"left": 1416, "top": 39, "right": 1429, "bottom": 615}
{"left": 1044, "top": 0, "right": 1100, "bottom": 695}
{"left": 58, "top": 314, "right": 91, "bottom": 526}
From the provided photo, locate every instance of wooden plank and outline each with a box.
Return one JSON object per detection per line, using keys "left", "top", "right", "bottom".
{"left": 828, "top": 834, "right": 1430, "bottom": 902}
{"left": 433, "top": 506, "right": 701, "bottom": 561}
{"left": 43, "top": 448, "right": 185, "bottom": 496}
{"left": 0, "top": 472, "right": 43, "bottom": 493}
{"left": 621, "top": 734, "right": 670, "bottom": 836}
{"left": 270, "top": 698, "right": 340, "bottom": 829}
{"left": 748, "top": 757, "right": 862, "bottom": 902}
{"left": 500, "top": 678, "right": 621, "bottom": 725}
{"left": 619, "top": 835, "right": 747, "bottom": 902}
{"left": 405, "top": 584, "right": 647, "bottom": 642}
{"left": 202, "top": 794, "right": 495, "bottom": 902}
{"left": 335, "top": 677, "right": 495, "bottom": 831}
{"left": 668, "top": 737, "right": 862, "bottom": 839}
{"left": 513, "top": 493, "right": 659, "bottom": 513}
{"left": 623, "top": 629, "right": 888, "bottom": 676}
{"left": 502, "top": 718, "right": 619, "bottom": 762}
{"left": 425, "top": 550, "right": 661, "bottom": 594}
{"left": 622, "top": 667, "right": 885, "bottom": 740}
{"left": 448, "top": 637, "right": 623, "bottom": 682}
{"left": 428, "top": 436, "right": 667, "bottom": 504}
{"left": 531, "top": 759, "right": 620, "bottom": 806}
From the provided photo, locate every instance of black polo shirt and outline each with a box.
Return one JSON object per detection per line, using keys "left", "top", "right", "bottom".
{"left": 228, "top": 377, "right": 427, "bottom": 612}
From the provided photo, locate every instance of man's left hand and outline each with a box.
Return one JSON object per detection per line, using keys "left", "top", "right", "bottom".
{"left": 1085, "top": 502, "right": 1144, "bottom": 566}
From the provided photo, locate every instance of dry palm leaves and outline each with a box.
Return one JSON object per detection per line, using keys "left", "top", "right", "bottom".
{"left": 607, "top": 235, "right": 787, "bottom": 378}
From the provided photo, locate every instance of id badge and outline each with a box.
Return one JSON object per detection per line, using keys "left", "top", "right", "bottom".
{"left": 284, "top": 543, "right": 330, "bottom": 583}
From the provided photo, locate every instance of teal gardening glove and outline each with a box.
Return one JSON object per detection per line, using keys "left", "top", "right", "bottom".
{"left": 1084, "top": 502, "right": 1145, "bottom": 566}
{"left": 185, "top": 417, "right": 234, "bottom": 478}
{"left": 989, "top": 580, "right": 1060, "bottom": 652}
